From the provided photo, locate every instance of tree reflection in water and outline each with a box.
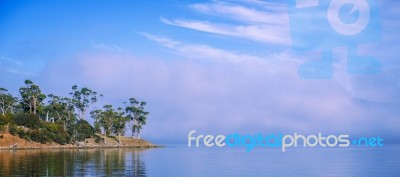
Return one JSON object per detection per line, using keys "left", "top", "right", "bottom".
{"left": 0, "top": 148, "right": 148, "bottom": 176}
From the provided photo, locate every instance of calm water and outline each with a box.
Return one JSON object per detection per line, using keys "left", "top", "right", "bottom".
{"left": 1, "top": 145, "right": 400, "bottom": 176}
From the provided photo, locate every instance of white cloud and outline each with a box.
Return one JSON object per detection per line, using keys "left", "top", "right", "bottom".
{"left": 0, "top": 56, "right": 22, "bottom": 65}
{"left": 0, "top": 56, "right": 36, "bottom": 76}
{"left": 90, "top": 42, "right": 128, "bottom": 52}
{"left": 139, "top": 32, "right": 181, "bottom": 48}
{"left": 161, "top": 1, "right": 291, "bottom": 45}
{"left": 140, "top": 32, "right": 271, "bottom": 67}
{"left": 190, "top": 1, "right": 287, "bottom": 25}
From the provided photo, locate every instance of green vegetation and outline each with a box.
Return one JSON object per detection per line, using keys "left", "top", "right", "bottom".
{"left": 125, "top": 98, "right": 149, "bottom": 139}
{"left": 0, "top": 80, "right": 149, "bottom": 145}
{"left": 13, "top": 113, "right": 42, "bottom": 129}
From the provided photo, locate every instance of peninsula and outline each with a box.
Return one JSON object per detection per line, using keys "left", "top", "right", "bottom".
{"left": 0, "top": 80, "right": 160, "bottom": 149}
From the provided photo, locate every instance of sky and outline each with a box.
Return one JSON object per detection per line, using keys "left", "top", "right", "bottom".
{"left": 0, "top": 0, "right": 399, "bottom": 144}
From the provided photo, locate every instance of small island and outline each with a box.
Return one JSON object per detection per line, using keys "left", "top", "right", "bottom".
{"left": 0, "top": 80, "right": 160, "bottom": 149}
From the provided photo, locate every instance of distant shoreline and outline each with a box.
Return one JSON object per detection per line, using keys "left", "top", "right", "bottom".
{"left": 0, "top": 145, "right": 163, "bottom": 150}
{"left": 0, "top": 132, "right": 163, "bottom": 150}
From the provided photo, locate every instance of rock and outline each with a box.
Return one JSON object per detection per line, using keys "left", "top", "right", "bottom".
{"left": 76, "top": 142, "right": 86, "bottom": 147}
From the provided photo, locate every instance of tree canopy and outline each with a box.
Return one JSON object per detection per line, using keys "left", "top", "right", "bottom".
{"left": 0, "top": 80, "right": 150, "bottom": 145}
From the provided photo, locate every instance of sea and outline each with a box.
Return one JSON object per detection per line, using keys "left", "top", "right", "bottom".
{"left": 0, "top": 145, "right": 399, "bottom": 176}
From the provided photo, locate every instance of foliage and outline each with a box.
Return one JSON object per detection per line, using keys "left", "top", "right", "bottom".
{"left": 9, "top": 124, "right": 17, "bottom": 136}
{"left": 30, "top": 129, "right": 51, "bottom": 143}
{"left": 44, "top": 94, "right": 76, "bottom": 127}
{"left": 0, "top": 114, "right": 13, "bottom": 125}
{"left": 94, "top": 121, "right": 101, "bottom": 134}
{"left": 2, "top": 80, "right": 150, "bottom": 145}
{"left": 112, "top": 107, "right": 129, "bottom": 137}
{"left": 17, "top": 127, "right": 30, "bottom": 140}
{"left": 42, "top": 122, "right": 71, "bottom": 144}
{"left": 19, "top": 80, "right": 46, "bottom": 115}
{"left": 0, "top": 125, "right": 6, "bottom": 133}
{"left": 72, "top": 119, "right": 94, "bottom": 142}
{"left": 91, "top": 105, "right": 128, "bottom": 138}
{"left": 0, "top": 88, "right": 18, "bottom": 115}
{"left": 70, "top": 85, "right": 101, "bottom": 120}
{"left": 125, "top": 98, "right": 149, "bottom": 139}
{"left": 42, "top": 122, "right": 59, "bottom": 133}
{"left": 13, "top": 113, "right": 41, "bottom": 129}
{"left": 94, "top": 134, "right": 104, "bottom": 143}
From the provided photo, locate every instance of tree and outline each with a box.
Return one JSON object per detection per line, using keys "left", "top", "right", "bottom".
{"left": 2, "top": 80, "right": 152, "bottom": 145}
{"left": 90, "top": 109, "right": 102, "bottom": 134}
{"left": 125, "top": 98, "right": 148, "bottom": 139}
{"left": 45, "top": 94, "right": 63, "bottom": 122}
{"left": 91, "top": 105, "right": 113, "bottom": 136}
{"left": 112, "top": 107, "right": 129, "bottom": 144}
{"left": 70, "top": 85, "right": 101, "bottom": 120}
{"left": 0, "top": 88, "right": 18, "bottom": 115}
{"left": 91, "top": 105, "right": 128, "bottom": 144}
{"left": 74, "top": 119, "right": 94, "bottom": 142}
{"left": 19, "top": 80, "right": 46, "bottom": 115}
{"left": 45, "top": 94, "right": 77, "bottom": 131}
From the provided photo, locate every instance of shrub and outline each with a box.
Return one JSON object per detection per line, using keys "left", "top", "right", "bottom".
{"left": 0, "top": 114, "right": 13, "bottom": 125}
{"left": 0, "top": 125, "right": 6, "bottom": 133}
{"left": 17, "top": 127, "right": 30, "bottom": 140}
{"left": 9, "top": 124, "right": 17, "bottom": 136}
{"left": 25, "top": 131, "right": 31, "bottom": 140}
{"left": 42, "top": 122, "right": 71, "bottom": 144}
{"left": 94, "top": 134, "right": 104, "bottom": 143}
{"left": 30, "top": 130, "right": 40, "bottom": 142}
{"left": 74, "top": 120, "right": 94, "bottom": 142}
{"left": 17, "top": 127, "right": 26, "bottom": 138}
{"left": 52, "top": 131, "right": 71, "bottom": 145}
{"left": 42, "top": 122, "right": 59, "bottom": 133}
{"left": 13, "top": 113, "right": 41, "bottom": 129}
{"left": 30, "top": 129, "right": 51, "bottom": 144}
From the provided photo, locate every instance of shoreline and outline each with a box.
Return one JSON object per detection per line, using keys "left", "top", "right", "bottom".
{"left": 0, "top": 145, "right": 165, "bottom": 151}
{"left": 0, "top": 144, "right": 164, "bottom": 150}
{"left": 0, "top": 132, "right": 163, "bottom": 150}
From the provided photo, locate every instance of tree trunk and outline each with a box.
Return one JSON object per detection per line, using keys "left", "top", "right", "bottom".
{"left": 118, "top": 133, "right": 122, "bottom": 146}
{"left": 136, "top": 131, "right": 140, "bottom": 139}
{"left": 29, "top": 103, "right": 32, "bottom": 114}
{"left": 33, "top": 96, "right": 37, "bottom": 115}
{"left": 0, "top": 98, "right": 5, "bottom": 115}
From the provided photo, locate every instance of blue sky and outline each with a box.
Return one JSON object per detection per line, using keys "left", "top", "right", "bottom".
{"left": 0, "top": 0, "right": 399, "bottom": 143}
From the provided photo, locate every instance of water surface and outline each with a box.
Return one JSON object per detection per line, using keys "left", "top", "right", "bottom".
{"left": 1, "top": 145, "right": 399, "bottom": 176}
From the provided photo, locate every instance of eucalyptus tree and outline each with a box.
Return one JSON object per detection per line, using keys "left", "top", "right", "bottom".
{"left": 70, "top": 85, "right": 101, "bottom": 120}
{"left": 0, "top": 88, "right": 18, "bottom": 115}
{"left": 112, "top": 107, "right": 129, "bottom": 143}
{"left": 97, "top": 105, "right": 115, "bottom": 136}
{"left": 125, "top": 98, "right": 149, "bottom": 139}
{"left": 90, "top": 109, "right": 103, "bottom": 134}
{"left": 45, "top": 94, "right": 63, "bottom": 122}
{"left": 19, "top": 80, "right": 46, "bottom": 115}
{"left": 45, "top": 94, "right": 77, "bottom": 130}
{"left": 91, "top": 105, "right": 128, "bottom": 144}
